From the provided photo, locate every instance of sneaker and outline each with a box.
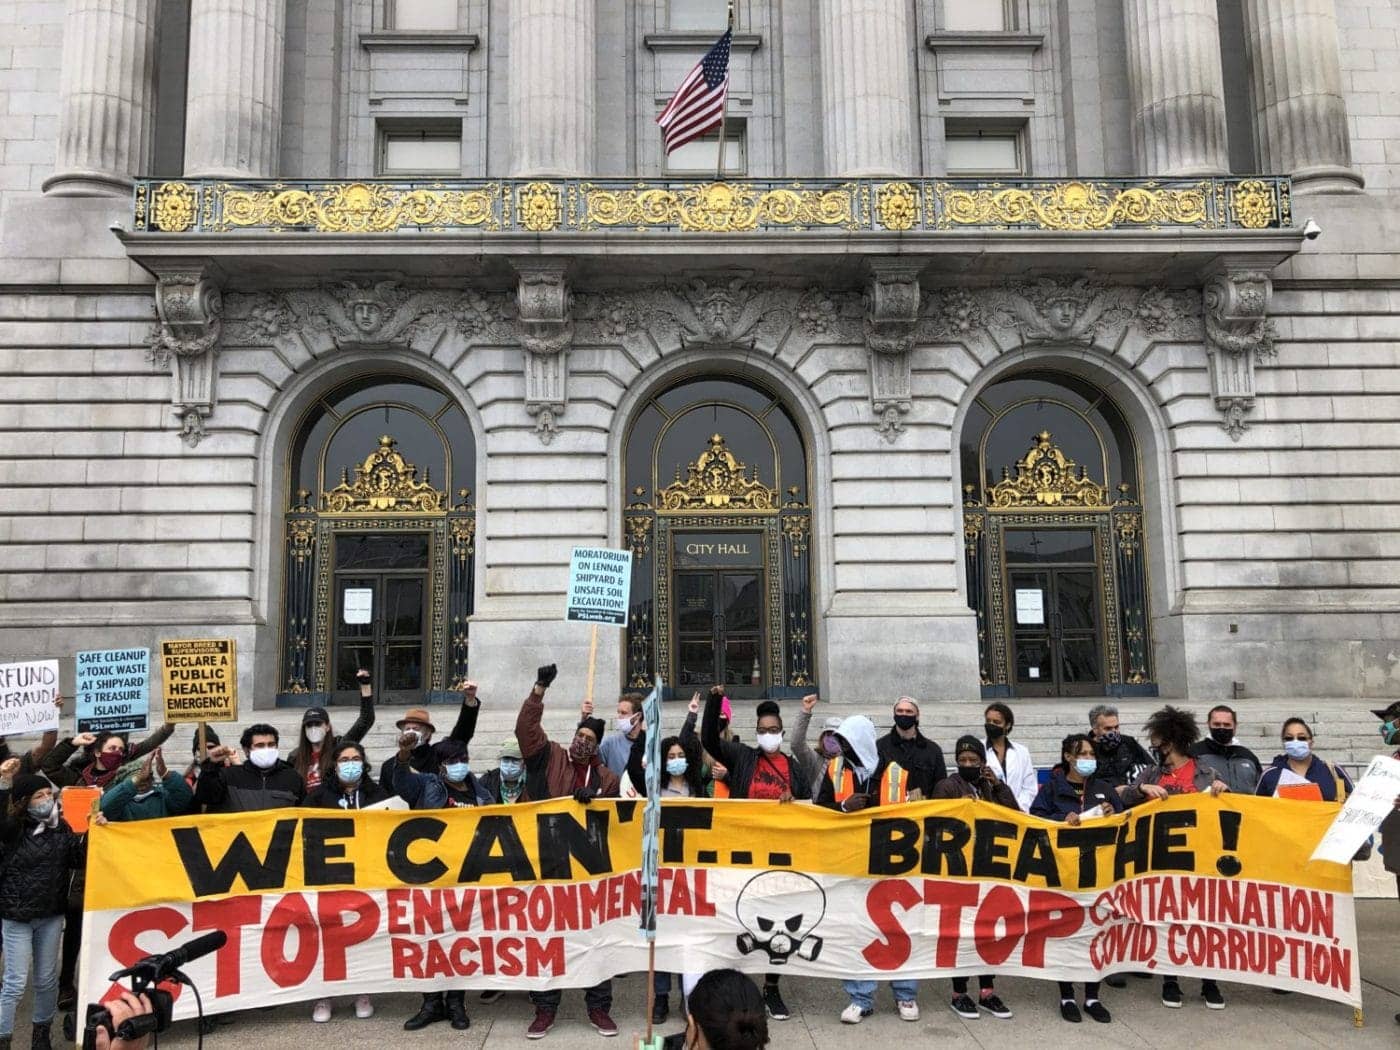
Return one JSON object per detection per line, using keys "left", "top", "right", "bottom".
{"left": 1060, "top": 1000, "right": 1082, "bottom": 1023}
{"left": 588, "top": 1007, "right": 619, "bottom": 1037}
{"left": 978, "top": 994, "right": 1012, "bottom": 1019}
{"left": 355, "top": 995, "right": 374, "bottom": 1019}
{"left": 1084, "top": 1000, "right": 1112, "bottom": 1024}
{"left": 1161, "top": 982, "right": 1183, "bottom": 1008}
{"left": 949, "top": 994, "right": 979, "bottom": 1019}
{"left": 840, "top": 1004, "right": 872, "bottom": 1024}
{"left": 479, "top": 990, "right": 504, "bottom": 1004}
{"left": 652, "top": 994, "right": 669, "bottom": 1025}
{"left": 311, "top": 1000, "right": 332, "bottom": 1023}
{"left": 763, "top": 984, "right": 790, "bottom": 1021}
{"left": 526, "top": 1008, "right": 556, "bottom": 1039}
{"left": 1202, "top": 982, "right": 1225, "bottom": 1010}
{"left": 897, "top": 1000, "right": 919, "bottom": 1022}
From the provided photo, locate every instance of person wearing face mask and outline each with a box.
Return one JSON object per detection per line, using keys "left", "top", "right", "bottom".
{"left": 515, "top": 663, "right": 621, "bottom": 1038}
{"left": 291, "top": 669, "right": 376, "bottom": 791}
{"left": 301, "top": 741, "right": 383, "bottom": 1024}
{"left": 1030, "top": 733, "right": 1122, "bottom": 1023}
{"left": 1086, "top": 704, "right": 1152, "bottom": 789}
{"left": 375, "top": 681, "right": 484, "bottom": 791}
{"left": 478, "top": 736, "right": 532, "bottom": 806}
{"left": 981, "top": 703, "right": 1038, "bottom": 811}
{"left": 96, "top": 749, "right": 193, "bottom": 822}
{"left": 1254, "top": 717, "right": 1355, "bottom": 803}
{"left": 876, "top": 697, "right": 946, "bottom": 800}
{"left": 1121, "top": 706, "right": 1229, "bottom": 1010}
{"left": 0, "top": 774, "right": 85, "bottom": 1050}
{"left": 390, "top": 737, "right": 491, "bottom": 811}
{"left": 660, "top": 969, "right": 769, "bottom": 1050}
{"left": 700, "top": 686, "right": 809, "bottom": 1022}
{"left": 597, "top": 693, "right": 646, "bottom": 776}
{"left": 194, "top": 724, "right": 306, "bottom": 813}
{"left": 930, "top": 738, "right": 1017, "bottom": 1020}
{"left": 1189, "top": 705, "right": 1262, "bottom": 795}
{"left": 786, "top": 693, "right": 837, "bottom": 788}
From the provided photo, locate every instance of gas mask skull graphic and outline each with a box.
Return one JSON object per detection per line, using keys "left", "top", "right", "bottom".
{"left": 734, "top": 870, "right": 826, "bottom": 965}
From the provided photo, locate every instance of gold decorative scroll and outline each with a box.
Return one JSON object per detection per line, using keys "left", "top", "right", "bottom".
{"left": 657, "top": 433, "right": 779, "bottom": 511}
{"left": 150, "top": 182, "right": 197, "bottom": 233}
{"left": 580, "top": 181, "right": 858, "bottom": 232}
{"left": 516, "top": 181, "right": 563, "bottom": 232}
{"left": 934, "top": 179, "right": 1210, "bottom": 231}
{"left": 1228, "top": 179, "right": 1276, "bottom": 230}
{"left": 875, "top": 182, "right": 919, "bottom": 231}
{"left": 213, "top": 182, "right": 502, "bottom": 233}
{"left": 987, "top": 431, "right": 1109, "bottom": 509}
{"left": 322, "top": 435, "right": 447, "bottom": 513}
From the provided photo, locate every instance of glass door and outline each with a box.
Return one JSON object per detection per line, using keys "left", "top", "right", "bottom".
{"left": 332, "top": 533, "right": 430, "bottom": 703}
{"left": 673, "top": 570, "right": 765, "bottom": 697}
{"left": 1005, "top": 528, "right": 1104, "bottom": 697}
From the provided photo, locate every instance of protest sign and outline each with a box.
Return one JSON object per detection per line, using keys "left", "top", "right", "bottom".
{"left": 0, "top": 659, "right": 61, "bottom": 735}
{"left": 565, "top": 547, "right": 632, "bottom": 626}
{"left": 1310, "top": 754, "right": 1400, "bottom": 864}
{"left": 639, "top": 679, "right": 663, "bottom": 939}
{"left": 75, "top": 648, "right": 150, "bottom": 733}
{"left": 81, "top": 794, "right": 1359, "bottom": 1020}
{"left": 160, "top": 639, "right": 237, "bottom": 723}
{"left": 61, "top": 786, "right": 103, "bottom": 833}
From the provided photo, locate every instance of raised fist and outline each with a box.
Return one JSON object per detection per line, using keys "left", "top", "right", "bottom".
{"left": 72, "top": 732, "right": 97, "bottom": 748}
{"left": 0, "top": 758, "right": 19, "bottom": 782}
{"left": 801, "top": 693, "right": 819, "bottom": 714}
{"left": 688, "top": 691, "right": 701, "bottom": 715}
{"left": 355, "top": 668, "right": 371, "bottom": 685}
{"left": 536, "top": 664, "right": 559, "bottom": 689}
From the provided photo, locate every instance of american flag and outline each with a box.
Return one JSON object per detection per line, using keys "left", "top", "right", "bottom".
{"left": 656, "top": 28, "right": 732, "bottom": 154}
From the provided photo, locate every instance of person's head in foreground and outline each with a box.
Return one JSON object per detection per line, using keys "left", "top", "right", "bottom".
{"left": 683, "top": 969, "right": 769, "bottom": 1049}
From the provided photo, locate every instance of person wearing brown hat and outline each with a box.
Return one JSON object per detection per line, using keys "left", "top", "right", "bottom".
{"left": 374, "top": 680, "right": 483, "bottom": 791}
{"left": 290, "top": 669, "right": 376, "bottom": 791}
{"left": 0, "top": 772, "right": 83, "bottom": 1050}
{"left": 515, "top": 664, "right": 620, "bottom": 1039}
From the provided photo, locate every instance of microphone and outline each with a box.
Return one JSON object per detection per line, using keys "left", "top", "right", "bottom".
{"left": 114, "top": 930, "right": 228, "bottom": 983}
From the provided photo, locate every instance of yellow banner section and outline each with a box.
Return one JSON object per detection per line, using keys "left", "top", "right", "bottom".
{"left": 86, "top": 794, "right": 1348, "bottom": 912}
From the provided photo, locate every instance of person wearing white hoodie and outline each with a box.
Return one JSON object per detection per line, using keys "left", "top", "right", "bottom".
{"left": 816, "top": 715, "right": 922, "bottom": 1025}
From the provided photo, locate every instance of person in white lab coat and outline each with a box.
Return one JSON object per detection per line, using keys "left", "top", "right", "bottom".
{"left": 982, "top": 702, "right": 1038, "bottom": 811}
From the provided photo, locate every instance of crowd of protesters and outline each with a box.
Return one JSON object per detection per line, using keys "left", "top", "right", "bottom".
{"left": 0, "top": 675, "right": 1395, "bottom": 1046}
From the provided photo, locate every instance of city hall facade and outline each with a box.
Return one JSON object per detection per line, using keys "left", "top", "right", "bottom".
{"left": 3, "top": 0, "right": 1400, "bottom": 709}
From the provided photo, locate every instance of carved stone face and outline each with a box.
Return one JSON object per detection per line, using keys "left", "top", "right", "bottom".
{"left": 352, "top": 299, "right": 382, "bottom": 333}
{"left": 698, "top": 293, "right": 733, "bottom": 340}
{"left": 1046, "top": 297, "right": 1080, "bottom": 331}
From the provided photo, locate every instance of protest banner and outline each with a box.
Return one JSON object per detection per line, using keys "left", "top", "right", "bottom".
{"left": 75, "top": 648, "right": 150, "bottom": 733}
{"left": 565, "top": 547, "right": 632, "bottom": 626}
{"left": 160, "top": 639, "right": 237, "bottom": 723}
{"left": 1310, "top": 754, "right": 1400, "bottom": 864}
{"left": 0, "top": 659, "right": 61, "bottom": 735}
{"left": 80, "top": 794, "right": 1360, "bottom": 1019}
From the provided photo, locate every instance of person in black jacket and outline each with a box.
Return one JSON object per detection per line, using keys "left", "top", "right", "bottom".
{"left": 476, "top": 737, "right": 531, "bottom": 806}
{"left": 874, "top": 697, "right": 945, "bottom": 800}
{"left": 194, "top": 724, "right": 306, "bottom": 813}
{"left": 291, "top": 669, "right": 376, "bottom": 792}
{"left": 375, "top": 682, "right": 482, "bottom": 789}
{"left": 1189, "top": 705, "right": 1262, "bottom": 795}
{"left": 0, "top": 773, "right": 85, "bottom": 1050}
{"left": 1087, "top": 703, "right": 1152, "bottom": 789}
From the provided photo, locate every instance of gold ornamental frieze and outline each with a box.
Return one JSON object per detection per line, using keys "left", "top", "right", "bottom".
{"left": 986, "top": 431, "right": 1109, "bottom": 509}
{"left": 212, "top": 181, "right": 502, "bottom": 233}
{"left": 579, "top": 181, "right": 859, "bottom": 232}
{"left": 322, "top": 434, "right": 447, "bottom": 514}
{"left": 934, "top": 179, "right": 1209, "bottom": 231}
{"left": 656, "top": 433, "right": 779, "bottom": 512}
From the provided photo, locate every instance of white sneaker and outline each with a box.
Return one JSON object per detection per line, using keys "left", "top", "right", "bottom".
{"left": 840, "top": 1003, "right": 869, "bottom": 1024}
{"left": 311, "top": 1000, "right": 332, "bottom": 1023}
{"left": 355, "top": 995, "right": 374, "bottom": 1019}
{"left": 897, "top": 1000, "right": 920, "bottom": 1022}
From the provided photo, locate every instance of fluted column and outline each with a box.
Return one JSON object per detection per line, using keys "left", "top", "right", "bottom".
{"left": 1243, "top": 0, "right": 1363, "bottom": 193}
{"left": 819, "top": 0, "right": 915, "bottom": 175}
{"left": 509, "top": 0, "right": 595, "bottom": 177}
{"left": 1122, "top": 0, "right": 1230, "bottom": 176}
{"left": 43, "top": 0, "right": 159, "bottom": 196}
{"left": 183, "top": 0, "right": 286, "bottom": 178}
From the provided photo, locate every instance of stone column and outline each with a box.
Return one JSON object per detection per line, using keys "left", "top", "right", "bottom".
{"left": 509, "top": 0, "right": 595, "bottom": 177}
{"left": 183, "top": 0, "right": 286, "bottom": 178}
{"left": 44, "top": 0, "right": 160, "bottom": 196}
{"left": 818, "top": 0, "right": 915, "bottom": 175}
{"left": 1122, "top": 0, "right": 1230, "bottom": 176}
{"left": 1242, "top": 0, "right": 1363, "bottom": 193}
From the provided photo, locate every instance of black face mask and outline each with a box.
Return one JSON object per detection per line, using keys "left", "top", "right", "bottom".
{"left": 1209, "top": 727, "right": 1233, "bottom": 746}
{"left": 957, "top": 764, "right": 981, "bottom": 781}
{"left": 984, "top": 722, "right": 1006, "bottom": 740}
{"left": 1151, "top": 745, "right": 1167, "bottom": 766}
{"left": 893, "top": 713, "right": 918, "bottom": 731}
{"left": 1096, "top": 730, "right": 1122, "bottom": 752}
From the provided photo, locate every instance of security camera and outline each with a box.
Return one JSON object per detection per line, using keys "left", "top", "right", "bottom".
{"left": 1302, "top": 217, "right": 1322, "bottom": 240}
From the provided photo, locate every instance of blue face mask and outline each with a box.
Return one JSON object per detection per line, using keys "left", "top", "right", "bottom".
{"left": 444, "top": 761, "right": 470, "bottom": 782}
{"left": 1381, "top": 719, "right": 1399, "bottom": 746}
{"left": 1283, "top": 739, "right": 1311, "bottom": 760}
{"left": 665, "top": 757, "right": 688, "bottom": 777}
{"left": 337, "top": 760, "right": 363, "bottom": 783}
{"left": 498, "top": 758, "right": 523, "bottom": 781}
{"left": 1074, "top": 758, "right": 1098, "bottom": 778}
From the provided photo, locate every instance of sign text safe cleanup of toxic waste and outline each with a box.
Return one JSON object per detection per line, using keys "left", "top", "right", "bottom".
{"left": 79, "top": 795, "right": 1359, "bottom": 1019}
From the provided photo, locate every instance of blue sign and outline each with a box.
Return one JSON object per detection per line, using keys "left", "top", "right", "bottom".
{"left": 565, "top": 547, "right": 633, "bottom": 626}
{"left": 75, "top": 648, "right": 150, "bottom": 733}
{"left": 639, "top": 677, "right": 663, "bottom": 938}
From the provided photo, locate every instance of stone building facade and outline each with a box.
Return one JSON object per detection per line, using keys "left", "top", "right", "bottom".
{"left": 2, "top": 0, "right": 1400, "bottom": 712}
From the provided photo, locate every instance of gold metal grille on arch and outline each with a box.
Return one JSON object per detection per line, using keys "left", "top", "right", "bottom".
{"left": 986, "top": 431, "right": 1110, "bottom": 510}
{"left": 132, "top": 176, "right": 1292, "bottom": 234}
{"left": 655, "top": 434, "right": 780, "bottom": 512}
{"left": 322, "top": 435, "right": 447, "bottom": 514}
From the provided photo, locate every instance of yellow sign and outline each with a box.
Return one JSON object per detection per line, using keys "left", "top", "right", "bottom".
{"left": 160, "top": 638, "right": 237, "bottom": 723}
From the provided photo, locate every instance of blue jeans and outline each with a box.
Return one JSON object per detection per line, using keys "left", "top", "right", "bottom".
{"left": 843, "top": 978, "right": 918, "bottom": 1010}
{"left": 1, "top": 915, "right": 64, "bottom": 1035}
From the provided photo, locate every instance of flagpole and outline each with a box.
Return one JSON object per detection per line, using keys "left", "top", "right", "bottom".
{"left": 715, "top": 2, "right": 734, "bottom": 181}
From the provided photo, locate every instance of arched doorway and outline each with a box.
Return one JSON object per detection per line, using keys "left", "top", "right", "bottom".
{"left": 960, "top": 371, "right": 1155, "bottom": 698}
{"left": 622, "top": 377, "right": 814, "bottom": 699}
{"left": 279, "top": 375, "right": 477, "bottom": 705}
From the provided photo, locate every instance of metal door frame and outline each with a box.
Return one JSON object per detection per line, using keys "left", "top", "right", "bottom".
{"left": 330, "top": 551, "right": 432, "bottom": 703}
{"left": 671, "top": 565, "right": 766, "bottom": 690}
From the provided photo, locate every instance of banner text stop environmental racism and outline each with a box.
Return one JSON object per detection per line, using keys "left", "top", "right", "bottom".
{"left": 80, "top": 795, "right": 1359, "bottom": 1019}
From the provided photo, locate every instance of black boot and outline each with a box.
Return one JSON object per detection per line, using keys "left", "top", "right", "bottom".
{"left": 445, "top": 991, "right": 470, "bottom": 1031}
{"left": 652, "top": 993, "right": 669, "bottom": 1025}
{"left": 1, "top": 1033, "right": 12, "bottom": 1050}
{"left": 403, "top": 994, "right": 448, "bottom": 1031}
{"left": 30, "top": 1023, "right": 51, "bottom": 1050}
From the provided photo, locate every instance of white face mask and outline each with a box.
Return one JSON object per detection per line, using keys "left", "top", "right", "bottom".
{"left": 615, "top": 716, "right": 636, "bottom": 734}
{"left": 756, "top": 731, "right": 783, "bottom": 754}
{"left": 248, "top": 747, "right": 279, "bottom": 769}
{"left": 305, "top": 726, "right": 327, "bottom": 745}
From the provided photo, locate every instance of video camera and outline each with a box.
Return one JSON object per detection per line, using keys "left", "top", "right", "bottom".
{"left": 81, "top": 931, "right": 225, "bottom": 1050}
